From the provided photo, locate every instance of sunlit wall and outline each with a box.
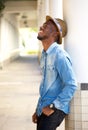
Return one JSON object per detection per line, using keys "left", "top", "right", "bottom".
{"left": 0, "top": 13, "right": 19, "bottom": 66}
{"left": 63, "top": 0, "right": 88, "bottom": 83}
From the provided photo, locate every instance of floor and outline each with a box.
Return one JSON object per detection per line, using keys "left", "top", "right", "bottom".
{"left": 0, "top": 55, "right": 42, "bottom": 130}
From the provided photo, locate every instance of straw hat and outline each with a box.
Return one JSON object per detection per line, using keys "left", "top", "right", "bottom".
{"left": 46, "top": 15, "right": 67, "bottom": 44}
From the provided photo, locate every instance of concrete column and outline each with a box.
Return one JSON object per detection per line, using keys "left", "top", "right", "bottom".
{"left": 37, "top": 0, "right": 46, "bottom": 26}
{"left": 37, "top": 0, "right": 63, "bottom": 27}
{"left": 63, "top": 0, "right": 88, "bottom": 129}
{"left": 44, "top": 0, "right": 49, "bottom": 15}
{"left": 49, "top": 0, "right": 65, "bottom": 47}
{"left": 37, "top": 0, "right": 49, "bottom": 59}
{"left": 37, "top": 0, "right": 45, "bottom": 59}
{"left": 0, "top": 17, "right": 1, "bottom": 52}
{"left": 49, "top": 0, "right": 63, "bottom": 18}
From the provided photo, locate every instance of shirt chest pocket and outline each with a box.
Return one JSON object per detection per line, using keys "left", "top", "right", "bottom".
{"left": 47, "top": 65, "right": 55, "bottom": 71}
{"left": 41, "top": 64, "right": 56, "bottom": 74}
{"left": 47, "top": 65, "right": 57, "bottom": 79}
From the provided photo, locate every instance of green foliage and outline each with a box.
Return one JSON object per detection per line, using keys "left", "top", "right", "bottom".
{"left": 28, "top": 28, "right": 38, "bottom": 32}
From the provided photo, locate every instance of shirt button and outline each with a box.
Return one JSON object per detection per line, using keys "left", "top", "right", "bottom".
{"left": 39, "top": 103, "right": 41, "bottom": 106}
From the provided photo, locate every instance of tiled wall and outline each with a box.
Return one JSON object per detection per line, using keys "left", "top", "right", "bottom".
{"left": 57, "top": 119, "right": 65, "bottom": 130}
{"left": 65, "top": 83, "right": 88, "bottom": 130}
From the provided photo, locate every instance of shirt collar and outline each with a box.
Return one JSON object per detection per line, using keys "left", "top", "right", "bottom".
{"left": 42, "top": 42, "right": 58, "bottom": 55}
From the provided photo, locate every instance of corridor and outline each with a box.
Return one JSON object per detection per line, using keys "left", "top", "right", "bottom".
{"left": 0, "top": 55, "right": 41, "bottom": 130}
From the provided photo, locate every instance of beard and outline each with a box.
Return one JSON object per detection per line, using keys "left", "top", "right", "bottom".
{"left": 37, "top": 35, "right": 48, "bottom": 41}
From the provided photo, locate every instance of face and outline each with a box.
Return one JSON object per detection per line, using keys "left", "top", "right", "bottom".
{"left": 37, "top": 20, "right": 58, "bottom": 41}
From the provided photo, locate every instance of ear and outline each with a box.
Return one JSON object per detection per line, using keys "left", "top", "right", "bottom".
{"left": 54, "top": 31, "right": 60, "bottom": 38}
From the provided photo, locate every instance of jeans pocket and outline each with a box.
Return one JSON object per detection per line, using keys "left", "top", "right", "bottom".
{"left": 42, "top": 110, "right": 55, "bottom": 117}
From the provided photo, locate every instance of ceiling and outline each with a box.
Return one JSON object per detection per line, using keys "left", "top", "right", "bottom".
{"left": 0, "top": 0, "right": 37, "bottom": 28}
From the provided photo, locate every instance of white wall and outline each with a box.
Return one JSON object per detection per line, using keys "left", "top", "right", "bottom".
{"left": 0, "top": 14, "right": 19, "bottom": 65}
{"left": 63, "top": 0, "right": 88, "bottom": 83}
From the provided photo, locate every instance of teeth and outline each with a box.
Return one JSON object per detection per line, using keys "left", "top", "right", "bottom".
{"left": 39, "top": 30, "right": 43, "bottom": 32}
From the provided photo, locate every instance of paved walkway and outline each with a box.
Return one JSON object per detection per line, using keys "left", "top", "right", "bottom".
{"left": 0, "top": 55, "right": 42, "bottom": 130}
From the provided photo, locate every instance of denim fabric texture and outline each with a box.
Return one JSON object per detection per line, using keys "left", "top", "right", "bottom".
{"left": 36, "top": 42, "right": 77, "bottom": 116}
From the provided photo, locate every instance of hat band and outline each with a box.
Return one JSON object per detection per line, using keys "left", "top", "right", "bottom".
{"left": 54, "top": 19, "right": 62, "bottom": 35}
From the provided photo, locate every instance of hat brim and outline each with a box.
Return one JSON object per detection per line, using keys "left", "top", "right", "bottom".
{"left": 46, "top": 16, "right": 62, "bottom": 44}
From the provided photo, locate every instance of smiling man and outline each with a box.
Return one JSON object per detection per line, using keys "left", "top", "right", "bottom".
{"left": 32, "top": 16, "right": 77, "bottom": 130}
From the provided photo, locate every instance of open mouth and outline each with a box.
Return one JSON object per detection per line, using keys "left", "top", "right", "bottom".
{"left": 38, "top": 30, "right": 44, "bottom": 35}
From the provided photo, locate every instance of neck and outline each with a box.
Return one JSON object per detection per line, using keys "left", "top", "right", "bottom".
{"left": 42, "top": 39, "right": 54, "bottom": 51}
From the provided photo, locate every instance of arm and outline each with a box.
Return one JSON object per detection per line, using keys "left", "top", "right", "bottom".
{"left": 53, "top": 54, "right": 77, "bottom": 110}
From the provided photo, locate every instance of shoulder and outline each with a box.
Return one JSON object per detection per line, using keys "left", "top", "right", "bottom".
{"left": 55, "top": 45, "right": 72, "bottom": 65}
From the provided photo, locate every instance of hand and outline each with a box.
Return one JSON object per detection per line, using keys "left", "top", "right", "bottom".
{"left": 32, "top": 112, "right": 38, "bottom": 123}
{"left": 42, "top": 106, "right": 54, "bottom": 116}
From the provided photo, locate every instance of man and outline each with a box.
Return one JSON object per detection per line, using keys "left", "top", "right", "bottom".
{"left": 32, "top": 15, "right": 77, "bottom": 130}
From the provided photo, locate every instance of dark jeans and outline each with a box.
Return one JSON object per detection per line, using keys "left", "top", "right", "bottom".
{"left": 37, "top": 109, "right": 66, "bottom": 130}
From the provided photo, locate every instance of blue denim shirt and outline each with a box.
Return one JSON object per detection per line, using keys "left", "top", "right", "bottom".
{"left": 36, "top": 42, "right": 77, "bottom": 116}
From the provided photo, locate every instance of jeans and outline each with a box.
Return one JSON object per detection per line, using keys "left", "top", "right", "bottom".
{"left": 37, "top": 109, "right": 66, "bottom": 130}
